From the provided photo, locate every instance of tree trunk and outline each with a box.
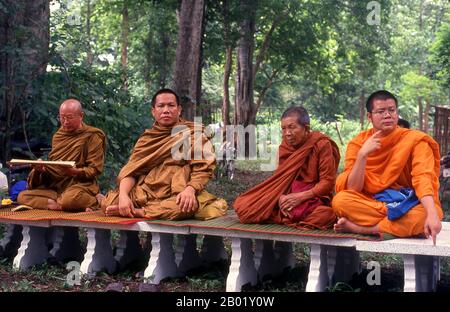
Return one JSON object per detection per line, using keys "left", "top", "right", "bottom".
{"left": 221, "top": 0, "right": 232, "bottom": 127}
{"left": 223, "top": 46, "right": 232, "bottom": 126}
{"left": 0, "top": 0, "right": 50, "bottom": 165}
{"left": 172, "top": 0, "right": 205, "bottom": 121}
{"left": 121, "top": 1, "right": 129, "bottom": 91}
{"left": 234, "top": 0, "right": 256, "bottom": 127}
{"left": 143, "top": 29, "right": 153, "bottom": 97}
{"left": 159, "top": 32, "right": 170, "bottom": 88}
{"left": 234, "top": 0, "right": 256, "bottom": 157}
{"left": 418, "top": 96, "right": 424, "bottom": 131}
{"left": 359, "top": 90, "right": 365, "bottom": 130}
{"left": 255, "top": 68, "right": 279, "bottom": 113}
{"left": 424, "top": 100, "right": 430, "bottom": 134}
{"left": 86, "top": 0, "right": 93, "bottom": 67}
{"left": 252, "top": 13, "right": 284, "bottom": 83}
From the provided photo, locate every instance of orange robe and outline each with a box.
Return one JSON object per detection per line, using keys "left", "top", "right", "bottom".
{"left": 101, "top": 120, "right": 227, "bottom": 220}
{"left": 234, "top": 131, "right": 340, "bottom": 229}
{"left": 17, "top": 124, "right": 106, "bottom": 211}
{"left": 332, "top": 127, "right": 443, "bottom": 237}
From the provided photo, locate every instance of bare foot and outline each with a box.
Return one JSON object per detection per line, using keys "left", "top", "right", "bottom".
{"left": 334, "top": 217, "right": 378, "bottom": 235}
{"left": 47, "top": 199, "right": 62, "bottom": 211}
{"left": 105, "top": 205, "right": 120, "bottom": 216}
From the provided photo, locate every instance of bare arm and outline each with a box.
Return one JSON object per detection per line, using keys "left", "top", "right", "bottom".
{"left": 421, "top": 195, "right": 441, "bottom": 246}
{"left": 118, "top": 176, "right": 136, "bottom": 218}
{"left": 410, "top": 141, "right": 442, "bottom": 246}
{"left": 347, "top": 130, "right": 382, "bottom": 191}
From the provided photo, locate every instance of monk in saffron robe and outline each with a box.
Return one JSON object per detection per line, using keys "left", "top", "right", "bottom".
{"left": 17, "top": 99, "right": 106, "bottom": 211}
{"left": 332, "top": 90, "right": 443, "bottom": 244}
{"left": 234, "top": 107, "right": 340, "bottom": 229}
{"left": 100, "top": 88, "right": 227, "bottom": 220}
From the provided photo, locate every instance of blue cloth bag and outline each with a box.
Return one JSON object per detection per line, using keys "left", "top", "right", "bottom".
{"left": 9, "top": 180, "right": 28, "bottom": 202}
{"left": 374, "top": 187, "right": 419, "bottom": 221}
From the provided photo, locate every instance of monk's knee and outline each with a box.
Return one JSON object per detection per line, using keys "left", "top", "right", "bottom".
{"left": 406, "top": 210, "right": 427, "bottom": 236}
{"left": 60, "top": 191, "right": 90, "bottom": 211}
{"left": 331, "top": 191, "right": 352, "bottom": 215}
{"left": 17, "top": 191, "right": 30, "bottom": 205}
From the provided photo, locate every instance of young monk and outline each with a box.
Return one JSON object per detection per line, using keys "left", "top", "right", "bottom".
{"left": 234, "top": 106, "right": 340, "bottom": 229}
{"left": 100, "top": 88, "right": 227, "bottom": 220}
{"left": 332, "top": 90, "right": 442, "bottom": 244}
{"left": 17, "top": 99, "right": 106, "bottom": 211}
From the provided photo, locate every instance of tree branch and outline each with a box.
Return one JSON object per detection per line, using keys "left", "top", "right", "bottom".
{"left": 252, "top": 12, "right": 285, "bottom": 82}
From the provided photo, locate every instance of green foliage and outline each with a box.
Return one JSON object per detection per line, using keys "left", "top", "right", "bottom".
{"left": 326, "top": 281, "right": 361, "bottom": 292}
{"left": 3, "top": 0, "right": 449, "bottom": 189}
{"left": 310, "top": 115, "right": 362, "bottom": 172}
{"left": 430, "top": 14, "right": 450, "bottom": 88}
{"left": 186, "top": 276, "right": 224, "bottom": 291}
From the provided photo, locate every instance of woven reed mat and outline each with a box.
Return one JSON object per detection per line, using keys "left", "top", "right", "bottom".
{"left": 0, "top": 206, "right": 394, "bottom": 240}
{"left": 146, "top": 211, "right": 392, "bottom": 241}
{"left": 0, "top": 206, "right": 145, "bottom": 225}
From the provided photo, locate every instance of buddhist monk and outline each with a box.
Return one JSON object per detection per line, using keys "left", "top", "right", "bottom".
{"left": 17, "top": 99, "right": 106, "bottom": 211}
{"left": 100, "top": 88, "right": 227, "bottom": 220}
{"left": 234, "top": 106, "right": 340, "bottom": 229}
{"left": 332, "top": 90, "right": 442, "bottom": 244}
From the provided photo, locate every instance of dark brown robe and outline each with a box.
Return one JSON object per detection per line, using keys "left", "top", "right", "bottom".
{"left": 234, "top": 131, "right": 340, "bottom": 229}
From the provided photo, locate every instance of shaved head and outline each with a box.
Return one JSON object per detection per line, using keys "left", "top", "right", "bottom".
{"left": 59, "top": 99, "right": 84, "bottom": 131}
{"left": 60, "top": 99, "right": 83, "bottom": 113}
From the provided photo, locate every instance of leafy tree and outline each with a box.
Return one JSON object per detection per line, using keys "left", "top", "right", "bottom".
{"left": 430, "top": 13, "right": 450, "bottom": 88}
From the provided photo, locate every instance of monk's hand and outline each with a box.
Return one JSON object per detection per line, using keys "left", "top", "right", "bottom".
{"left": 279, "top": 192, "right": 308, "bottom": 217}
{"left": 118, "top": 194, "right": 135, "bottom": 218}
{"left": 130, "top": 207, "right": 146, "bottom": 218}
{"left": 31, "top": 159, "right": 46, "bottom": 172}
{"left": 176, "top": 186, "right": 197, "bottom": 213}
{"left": 359, "top": 130, "right": 382, "bottom": 157}
{"left": 62, "top": 167, "right": 82, "bottom": 177}
{"left": 279, "top": 195, "right": 291, "bottom": 218}
{"left": 424, "top": 214, "right": 441, "bottom": 246}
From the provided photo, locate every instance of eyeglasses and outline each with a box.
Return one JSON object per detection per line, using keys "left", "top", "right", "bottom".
{"left": 371, "top": 108, "right": 397, "bottom": 116}
{"left": 58, "top": 115, "right": 80, "bottom": 121}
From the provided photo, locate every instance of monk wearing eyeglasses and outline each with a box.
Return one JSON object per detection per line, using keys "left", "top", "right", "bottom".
{"left": 17, "top": 99, "right": 106, "bottom": 211}
{"left": 332, "top": 90, "right": 442, "bottom": 244}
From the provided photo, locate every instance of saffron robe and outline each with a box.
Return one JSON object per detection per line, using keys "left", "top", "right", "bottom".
{"left": 332, "top": 127, "right": 443, "bottom": 237}
{"left": 234, "top": 131, "right": 340, "bottom": 229}
{"left": 17, "top": 124, "right": 106, "bottom": 211}
{"left": 101, "top": 120, "right": 227, "bottom": 220}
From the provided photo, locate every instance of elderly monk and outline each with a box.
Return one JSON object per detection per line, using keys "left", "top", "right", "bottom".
{"left": 332, "top": 90, "right": 442, "bottom": 244}
{"left": 17, "top": 99, "right": 106, "bottom": 211}
{"left": 100, "top": 88, "right": 227, "bottom": 220}
{"left": 234, "top": 107, "right": 340, "bottom": 229}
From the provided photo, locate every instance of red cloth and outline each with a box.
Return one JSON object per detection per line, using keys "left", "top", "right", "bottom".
{"left": 289, "top": 181, "right": 323, "bottom": 222}
{"left": 234, "top": 131, "right": 340, "bottom": 228}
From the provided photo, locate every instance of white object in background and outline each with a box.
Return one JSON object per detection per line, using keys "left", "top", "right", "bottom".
{"left": 0, "top": 163, "right": 9, "bottom": 207}
{"left": 0, "top": 163, "right": 8, "bottom": 193}
{"left": 443, "top": 168, "right": 450, "bottom": 178}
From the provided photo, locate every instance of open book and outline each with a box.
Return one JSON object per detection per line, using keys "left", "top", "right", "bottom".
{"left": 9, "top": 159, "right": 76, "bottom": 168}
